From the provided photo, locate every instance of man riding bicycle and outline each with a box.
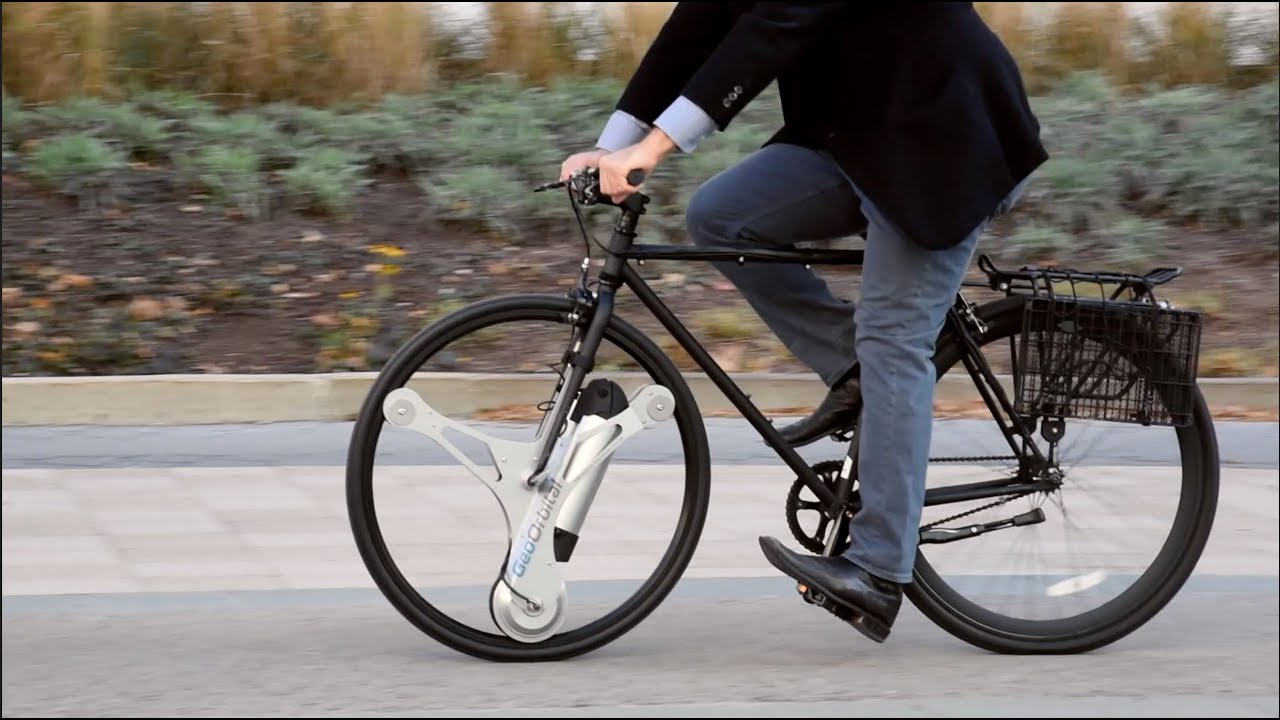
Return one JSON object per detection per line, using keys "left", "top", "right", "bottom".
{"left": 559, "top": 2, "right": 1048, "bottom": 643}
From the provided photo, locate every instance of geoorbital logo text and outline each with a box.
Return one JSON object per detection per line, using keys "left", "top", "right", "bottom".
{"left": 511, "top": 479, "right": 563, "bottom": 578}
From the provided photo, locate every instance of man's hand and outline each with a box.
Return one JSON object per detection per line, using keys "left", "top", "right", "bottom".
{"left": 599, "top": 129, "right": 678, "bottom": 203}
{"left": 560, "top": 149, "right": 608, "bottom": 182}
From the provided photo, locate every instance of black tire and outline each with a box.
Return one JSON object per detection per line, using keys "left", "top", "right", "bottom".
{"left": 906, "top": 296, "right": 1221, "bottom": 654}
{"left": 346, "top": 293, "right": 712, "bottom": 662}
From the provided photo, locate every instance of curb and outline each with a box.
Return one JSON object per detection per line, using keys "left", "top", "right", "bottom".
{"left": 3, "top": 372, "right": 1277, "bottom": 426}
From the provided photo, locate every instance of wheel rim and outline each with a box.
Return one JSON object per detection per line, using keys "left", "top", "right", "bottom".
{"left": 910, "top": 303, "right": 1214, "bottom": 641}
{"left": 347, "top": 296, "right": 709, "bottom": 657}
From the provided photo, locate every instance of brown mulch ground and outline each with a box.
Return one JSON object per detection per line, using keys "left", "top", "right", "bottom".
{"left": 4, "top": 168, "right": 1278, "bottom": 381}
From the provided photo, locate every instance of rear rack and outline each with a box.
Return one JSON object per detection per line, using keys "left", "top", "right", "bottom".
{"left": 976, "top": 254, "right": 1183, "bottom": 304}
{"left": 973, "top": 254, "right": 1203, "bottom": 428}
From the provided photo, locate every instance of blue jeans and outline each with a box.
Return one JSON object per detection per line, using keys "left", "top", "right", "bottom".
{"left": 686, "top": 143, "right": 1027, "bottom": 583}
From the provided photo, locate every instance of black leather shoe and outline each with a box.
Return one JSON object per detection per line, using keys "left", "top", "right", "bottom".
{"left": 758, "top": 535, "right": 902, "bottom": 643}
{"left": 776, "top": 377, "right": 861, "bottom": 447}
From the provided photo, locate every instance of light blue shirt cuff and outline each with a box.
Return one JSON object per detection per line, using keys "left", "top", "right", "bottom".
{"left": 653, "top": 96, "right": 717, "bottom": 153}
{"left": 596, "top": 111, "right": 651, "bottom": 152}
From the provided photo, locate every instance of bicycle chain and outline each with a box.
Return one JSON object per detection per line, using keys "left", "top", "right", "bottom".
{"left": 919, "top": 489, "right": 1037, "bottom": 530}
{"left": 919, "top": 454, "right": 1034, "bottom": 528}
{"left": 788, "top": 454, "right": 1037, "bottom": 536}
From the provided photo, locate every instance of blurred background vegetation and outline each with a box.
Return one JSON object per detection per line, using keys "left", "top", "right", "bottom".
{"left": 2, "top": 2, "right": 1277, "bottom": 104}
{"left": 2, "top": 2, "right": 1278, "bottom": 379}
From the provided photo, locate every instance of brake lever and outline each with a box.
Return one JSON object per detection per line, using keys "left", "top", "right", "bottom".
{"left": 532, "top": 168, "right": 647, "bottom": 207}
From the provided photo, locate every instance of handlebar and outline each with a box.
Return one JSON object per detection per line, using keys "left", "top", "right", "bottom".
{"left": 534, "top": 167, "right": 648, "bottom": 210}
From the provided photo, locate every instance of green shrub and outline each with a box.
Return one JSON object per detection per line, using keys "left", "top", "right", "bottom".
{"left": 180, "top": 145, "right": 267, "bottom": 219}
{"left": 280, "top": 148, "right": 369, "bottom": 216}
{"left": 421, "top": 165, "right": 543, "bottom": 238}
{"left": 26, "top": 134, "right": 127, "bottom": 207}
{"left": 188, "top": 113, "right": 291, "bottom": 167}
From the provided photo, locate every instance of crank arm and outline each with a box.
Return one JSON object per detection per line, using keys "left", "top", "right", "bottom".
{"left": 919, "top": 507, "right": 1046, "bottom": 545}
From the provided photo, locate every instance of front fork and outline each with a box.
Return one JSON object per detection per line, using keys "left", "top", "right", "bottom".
{"left": 529, "top": 282, "right": 615, "bottom": 482}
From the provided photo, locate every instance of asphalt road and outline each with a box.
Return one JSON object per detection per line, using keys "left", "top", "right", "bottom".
{"left": 2, "top": 579, "right": 1277, "bottom": 717}
{"left": 3, "top": 419, "right": 1277, "bottom": 469}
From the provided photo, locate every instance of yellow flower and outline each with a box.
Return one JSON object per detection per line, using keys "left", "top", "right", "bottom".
{"left": 368, "top": 244, "right": 406, "bottom": 258}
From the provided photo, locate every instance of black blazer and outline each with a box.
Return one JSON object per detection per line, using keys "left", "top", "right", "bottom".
{"left": 615, "top": 2, "right": 1049, "bottom": 251}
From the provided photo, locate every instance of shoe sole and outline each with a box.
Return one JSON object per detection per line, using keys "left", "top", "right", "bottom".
{"left": 759, "top": 539, "right": 891, "bottom": 643}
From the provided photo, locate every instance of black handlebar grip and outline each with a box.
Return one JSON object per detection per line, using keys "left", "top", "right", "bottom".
{"left": 626, "top": 169, "right": 647, "bottom": 186}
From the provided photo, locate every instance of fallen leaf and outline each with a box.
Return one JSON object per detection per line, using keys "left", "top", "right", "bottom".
{"left": 2, "top": 287, "right": 22, "bottom": 305}
{"left": 180, "top": 204, "right": 204, "bottom": 213}
{"left": 129, "top": 297, "right": 165, "bottom": 321}
{"left": 13, "top": 321, "right": 41, "bottom": 335}
{"left": 310, "top": 313, "right": 341, "bottom": 328}
{"left": 48, "top": 273, "right": 93, "bottom": 291}
{"left": 270, "top": 283, "right": 290, "bottom": 295}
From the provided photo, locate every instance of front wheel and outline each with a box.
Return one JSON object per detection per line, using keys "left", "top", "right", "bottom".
{"left": 346, "top": 293, "right": 712, "bottom": 662}
{"left": 907, "top": 296, "right": 1221, "bottom": 654}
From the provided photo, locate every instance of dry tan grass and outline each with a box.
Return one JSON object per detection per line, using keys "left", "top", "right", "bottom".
{"left": 1, "top": 2, "right": 1273, "bottom": 105}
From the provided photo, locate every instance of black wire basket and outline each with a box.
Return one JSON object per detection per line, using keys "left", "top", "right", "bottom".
{"left": 1002, "top": 263, "right": 1204, "bottom": 428}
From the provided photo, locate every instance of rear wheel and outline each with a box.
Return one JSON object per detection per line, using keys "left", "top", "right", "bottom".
{"left": 907, "top": 296, "right": 1220, "bottom": 654}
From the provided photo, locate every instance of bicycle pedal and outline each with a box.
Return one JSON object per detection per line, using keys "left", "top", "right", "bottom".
{"left": 797, "top": 584, "right": 889, "bottom": 642}
{"left": 796, "top": 582, "right": 817, "bottom": 604}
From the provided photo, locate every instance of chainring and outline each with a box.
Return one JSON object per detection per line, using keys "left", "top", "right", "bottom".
{"left": 785, "top": 460, "right": 860, "bottom": 555}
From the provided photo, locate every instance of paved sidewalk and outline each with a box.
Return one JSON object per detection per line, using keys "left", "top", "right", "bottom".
{"left": 3, "top": 464, "right": 1276, "bottom": 597}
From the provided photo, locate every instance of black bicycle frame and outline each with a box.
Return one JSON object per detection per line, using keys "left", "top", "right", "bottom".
{"left": 538, "top": 200, "right": 1056, "bottom": 519}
